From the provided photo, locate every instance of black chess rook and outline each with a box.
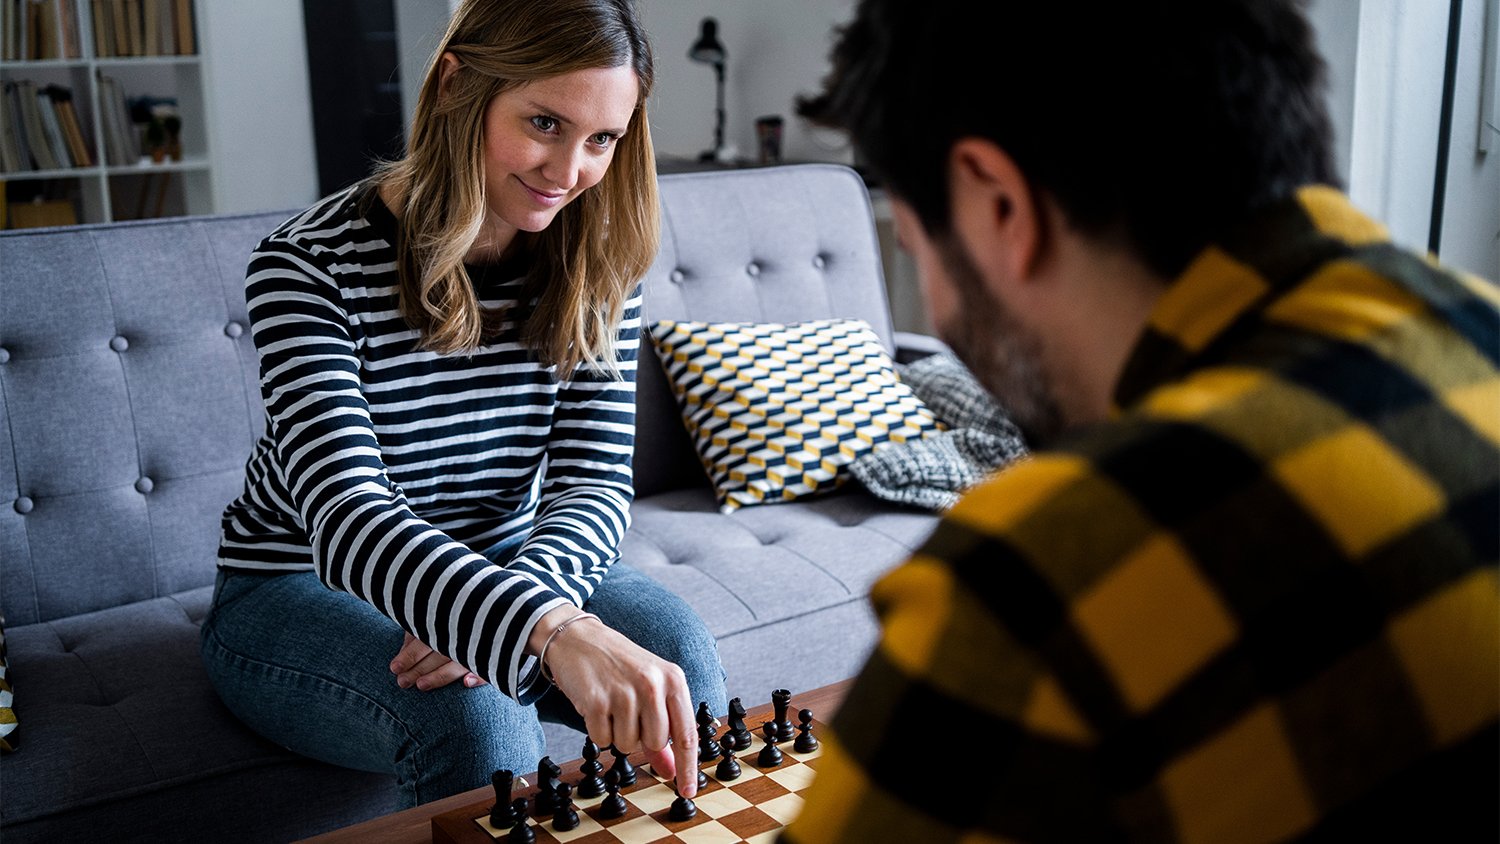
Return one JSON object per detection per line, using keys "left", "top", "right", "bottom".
{"left": 771, "top": 688, "right": 795, "bottom": 743}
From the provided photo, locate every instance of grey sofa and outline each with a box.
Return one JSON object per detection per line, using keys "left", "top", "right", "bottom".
{"left": 0, "top": 164, "right": 941, "bottom": 843}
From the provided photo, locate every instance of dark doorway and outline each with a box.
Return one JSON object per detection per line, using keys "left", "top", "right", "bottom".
{"left": 302, "top": 0, "right": 405, "bottom": 197}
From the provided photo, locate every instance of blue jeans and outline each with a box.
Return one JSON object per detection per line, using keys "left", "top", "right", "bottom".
{"left": 200, "top": 552, "right": 726, "bottom": 809}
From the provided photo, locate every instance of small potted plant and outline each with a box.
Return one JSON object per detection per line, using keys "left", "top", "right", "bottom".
{"left": 163, "top": 114, "right": 182, "bottom": 161}
{"left": 144, "top": 118, "right": 167, "bottom": 163}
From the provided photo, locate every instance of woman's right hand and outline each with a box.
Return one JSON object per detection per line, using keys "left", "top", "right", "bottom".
{"left": 531, "top": 607, "right": 701, "bottom": 797}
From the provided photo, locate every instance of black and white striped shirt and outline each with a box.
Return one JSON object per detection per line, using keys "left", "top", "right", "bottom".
{"left": 219, "top": 184, "right": 639, "bottom": 702}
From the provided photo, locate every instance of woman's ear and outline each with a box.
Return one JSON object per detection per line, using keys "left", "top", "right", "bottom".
{"left": 437, "top": 52, "right": 461, "bottom": 102}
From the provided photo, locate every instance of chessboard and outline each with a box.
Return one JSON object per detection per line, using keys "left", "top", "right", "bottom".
{"left": 432, "top": 693, "right": 826, "bottom": 844}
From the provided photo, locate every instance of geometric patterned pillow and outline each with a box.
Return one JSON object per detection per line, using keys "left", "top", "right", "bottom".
{"left": 1, "top": 616, "right": 14, "bottom": 753}
{"left": 648, "top": 318, "right": 945, "bottom": 512}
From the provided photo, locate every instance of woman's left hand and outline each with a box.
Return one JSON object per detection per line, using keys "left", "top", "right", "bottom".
{"left": 390, "top": 632, "right": 486, "bottom": 691}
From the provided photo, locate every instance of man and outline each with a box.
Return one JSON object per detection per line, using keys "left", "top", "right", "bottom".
{"left": 785, "top": 1, "right": 1498, "bottom": 841}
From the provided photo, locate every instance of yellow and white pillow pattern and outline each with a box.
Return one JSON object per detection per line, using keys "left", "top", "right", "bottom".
{"left": 649, "top": 318, "right": 944, "bottom": 512}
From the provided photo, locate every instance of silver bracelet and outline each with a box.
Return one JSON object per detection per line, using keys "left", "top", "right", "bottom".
{"left": 538, "top": 611, "right": 601, "bottom": 685}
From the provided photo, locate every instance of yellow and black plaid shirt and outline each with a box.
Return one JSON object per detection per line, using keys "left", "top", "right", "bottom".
{"left": 785, "top": 187, "right": 1499, "bottom": 843}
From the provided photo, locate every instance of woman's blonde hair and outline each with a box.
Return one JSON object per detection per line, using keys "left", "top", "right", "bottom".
{"left": 374, "top": 0, "right": 659, "bottom": 377}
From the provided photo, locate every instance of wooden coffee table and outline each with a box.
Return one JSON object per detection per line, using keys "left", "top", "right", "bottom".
{"left": 298, "top": 679, "right": 851, "bottom": 844}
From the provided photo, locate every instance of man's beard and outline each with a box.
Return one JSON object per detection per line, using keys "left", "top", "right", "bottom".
{"left": 932, "top": 233, "right": 1065, "bottom": 448}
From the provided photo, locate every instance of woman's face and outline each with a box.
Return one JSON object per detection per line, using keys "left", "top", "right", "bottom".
{"left": 476, "top": 65, "right": 639, "bottom": 257}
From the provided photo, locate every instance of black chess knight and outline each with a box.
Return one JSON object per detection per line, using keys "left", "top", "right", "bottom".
{"left": 533, "top": 757, "right": 562, "bottom": 815}
{"left": 724, "top": 697, "right": 752, "bottom": 750}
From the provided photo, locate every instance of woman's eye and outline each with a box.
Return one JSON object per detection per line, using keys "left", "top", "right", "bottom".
{"left": 530, "top": 116, "right": 559, "bottom": 133}
{"left": 590, "top": 132, "right": 617, "bottom": 148}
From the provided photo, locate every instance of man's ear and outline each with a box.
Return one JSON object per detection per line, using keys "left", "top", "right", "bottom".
{"left": 947, "top": 138, "right": 1046, "bottom": 287}
{"left": 437, "top": 52, "right": 461, "bottom": 102}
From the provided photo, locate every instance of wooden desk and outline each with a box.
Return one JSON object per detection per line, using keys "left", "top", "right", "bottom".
{"left": 299, "top": 680, "right": 852, "bottom": 844}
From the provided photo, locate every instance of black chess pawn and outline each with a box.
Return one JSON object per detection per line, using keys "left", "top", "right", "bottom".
{"left": 668, "top": 794, "right": 698, "bottom": 822}
{"left": 608, "top": 744, "right": 637, "bottom": 787}
{"left": 598, "top": 769, "right": 629, "bottom": 820}
{"left": 552, "top": 783, "right": 579, "bottom": 832}
{"left": 724, "top": 697, "right": 752, "bottom": 750}
{"left": 757, "top": 721, "right": 784, "bottom": 768}
{"left": 697, "top": 766, "right": 708, "bottom": 790}
{"left": 715, "top": 743, "right": 742, "bottom": 781}
{"left": 577, "top": 738, "right": 606, "bottom": 798}
{"left": 771, "top": 688, "right": 795, "bottom": 743}
{"left": 794, "top": 708, "right": 820, "bottom": 753}
{"left": 534, "top": 756, "right": 562, "bottom": 815}
{"left": 506, "top": 799, "right": 534, "bottom": 844}
{"left": 489, "top": 770, "right": 520, "bottom": 829}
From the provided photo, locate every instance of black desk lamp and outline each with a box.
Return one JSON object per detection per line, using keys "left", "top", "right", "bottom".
{"left": 688, "top": 17, "right": 727, "bottom": 162}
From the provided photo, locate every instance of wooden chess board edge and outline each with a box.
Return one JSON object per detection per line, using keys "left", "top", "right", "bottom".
{"left": 431, "top": 702, "right": 834, "bottom": 844}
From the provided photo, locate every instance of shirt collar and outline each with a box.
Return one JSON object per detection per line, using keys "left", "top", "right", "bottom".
{"left": 1112, "top": 186, "right": 1390, "bottom": 410}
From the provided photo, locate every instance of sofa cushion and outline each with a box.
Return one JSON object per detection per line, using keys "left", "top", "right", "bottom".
{"left": 648, "top": 318, "right": 943, "bottom": 512}
{"left": 0, "top": 587, "right": 392, "bottom": 841}
{"left": 621, "top": 484, "right": 937, "bottom": 639}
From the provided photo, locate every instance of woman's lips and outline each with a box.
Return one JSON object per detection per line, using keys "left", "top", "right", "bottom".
{"left": 518, "top": 178, "right": 566, "bottom": 206}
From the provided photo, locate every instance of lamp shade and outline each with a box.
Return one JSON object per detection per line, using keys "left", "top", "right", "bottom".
{"left": 689, "top": 18, "right": 725, "bottom": 65}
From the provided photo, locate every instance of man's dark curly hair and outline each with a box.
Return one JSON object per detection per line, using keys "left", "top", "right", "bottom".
{"left": 799, "top": 0, "right": 1339, "bottom": 278}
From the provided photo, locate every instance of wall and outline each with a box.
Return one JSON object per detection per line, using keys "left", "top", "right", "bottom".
{"left": 198, "top": 0, "right": 319, "bottom": 214}
{"left": 1438, "top": 0, "right": 1500, "bottom": 278}
{"left": 1341, "top": 0, "right": 1499, "bottom": 278}
{"left": 196, "top": 0, "right": 1497, "bottom": 282}
{"left": 636, "top": 0, "right": 856, "bottom": 164}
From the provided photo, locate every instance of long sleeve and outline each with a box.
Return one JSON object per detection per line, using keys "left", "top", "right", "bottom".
{"left": 244, "top": 237, "right": 571, "bottom": 702}
{"left": 499, "top": 288, "right": 641, "bottom": 609}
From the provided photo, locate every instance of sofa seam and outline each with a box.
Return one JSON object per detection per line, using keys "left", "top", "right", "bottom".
{"left": 712, "top": 594, "right": 870, "bottom": 641}
{"left": 1, "top": 367, "right": 42, "bottom": 624}
{"left": 626, "top": 523, "right": 758, "bottom": 622}
{"left": 87, "top": 231, "right": 164, "bottom": 602}
{"left": 200, "top": 219, "right": 264, "bottom": 450}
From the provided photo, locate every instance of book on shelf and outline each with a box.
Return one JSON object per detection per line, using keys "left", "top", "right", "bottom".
{"left": 14, "top": 79, "right": 58, "bottom": 170}
{"left": 3, "top": 0, "right": 82, "bottom": 60}
{"left": 44, "top": 84, "right": 92, "bottom": 166}
{"left": 35, "top": 82, "right": 71, "bottom": 167}
{"left": 83, "top": 0, "right": 191, "bottom": 58}
{"left": 96, "top": 71, "right": 136, "bottom": 165}
{"left": 0, "top": 82, "right": 26, "bottom": 172}
{"left": 109, "top": 0, "right": 127, "bottom": 57}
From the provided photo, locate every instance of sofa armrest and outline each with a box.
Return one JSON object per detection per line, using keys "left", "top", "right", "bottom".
{"left": 893, "top": 331, "right": 951, "bottom": 364}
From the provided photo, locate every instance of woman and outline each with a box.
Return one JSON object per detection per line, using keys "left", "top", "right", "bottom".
{"left": 200, "top": 0, "right": 725, "bottom": 808}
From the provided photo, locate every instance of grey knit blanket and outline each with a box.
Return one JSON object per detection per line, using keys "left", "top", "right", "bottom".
{"left": 850, "top": 350, "right": 1028, "bottom": 511}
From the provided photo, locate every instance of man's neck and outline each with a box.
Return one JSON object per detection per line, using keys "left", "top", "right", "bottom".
{"left": 1037, "top": 236, "right": 1168, "bottom": 429}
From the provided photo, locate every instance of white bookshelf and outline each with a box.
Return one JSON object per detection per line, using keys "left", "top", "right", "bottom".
{"left": 0, "top": 0, "right": 212, "bottom": 224}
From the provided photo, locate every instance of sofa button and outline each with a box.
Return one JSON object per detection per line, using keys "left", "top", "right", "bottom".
{"left": 746, "top": 262, "right": 761, "bottom": 277}
{"left": 14, "top": 496, "right": 33, "bottom": 515}
{"left": 135, "top": 477, "right": 155, "bottom": 494}
{"left": 0, "top": 346, "right": 9, "bottom": 364}
{"left": 812, "top": 255, "right": 826, "bottom": 270}
{"left": 669, "top": 269, "right": 685, "bottom": 284}
{"left": 224, "top": 321, "right": 244, "bottom": 338}
{"left": 110, "top": 335, "right": 129, "bottom": 352}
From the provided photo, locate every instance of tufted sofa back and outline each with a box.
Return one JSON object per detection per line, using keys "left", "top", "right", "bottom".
{"left": 1, "top": 210, "right": 287, "bottom": 626}
{"left": 0, "top": 163, "right": 890, "bottom": 626}
{"left": 632, "top": 164, "right": 892, "bottom": 496}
